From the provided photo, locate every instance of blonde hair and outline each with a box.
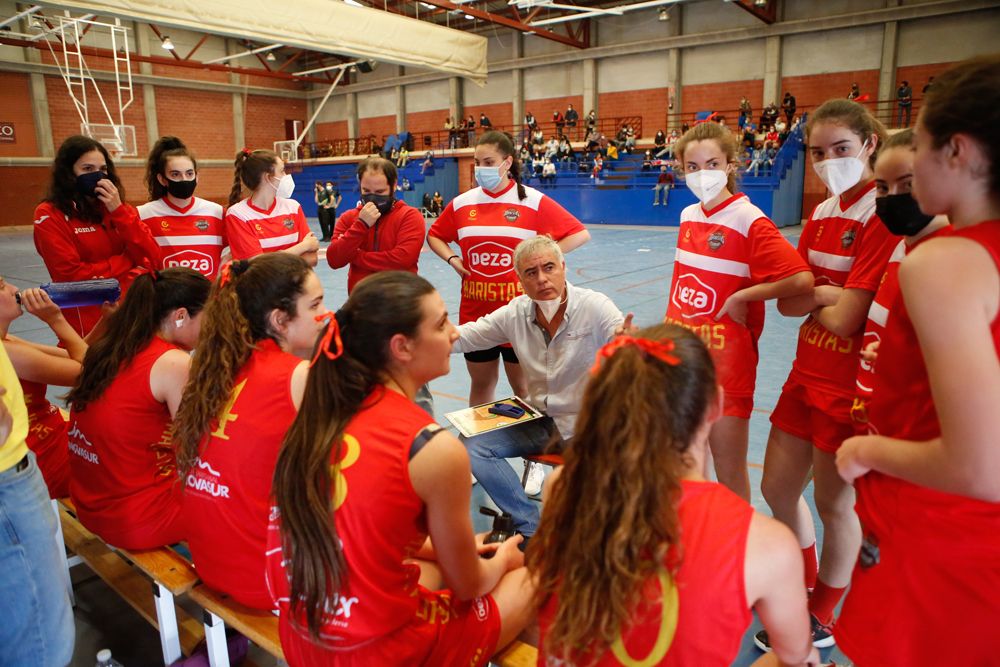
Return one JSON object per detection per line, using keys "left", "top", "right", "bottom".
{"left": 674, "top": 122, "right": 741, "bottom": 192}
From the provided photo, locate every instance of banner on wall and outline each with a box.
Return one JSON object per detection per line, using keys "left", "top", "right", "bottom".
{"left": 0, "top": 122, "right": 15, "bottom": 143}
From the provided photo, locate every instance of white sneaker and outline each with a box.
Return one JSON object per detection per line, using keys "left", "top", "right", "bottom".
{"left": 524, "top": 463, "right": 546, "bottom": 497}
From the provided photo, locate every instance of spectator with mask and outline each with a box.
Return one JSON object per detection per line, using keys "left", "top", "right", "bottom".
{"left": 480, "top": 113, "right": 493, "bottom": 130}
{"left": 541, "top": 159, "right": 557, "bottom": 187}
{"left": 552, "top": 109, "right": 565, "bottom": 135}
{"left": 327, "top": 157, "right": 425, "bottom": 294}
{"left": 585, "top": 110, "right": 597, "bottom": 134}
{"left": 654, "top": 129, "right": 667, "bottom": 153}
{"left": 739, "top": 97, "right": 753, "bottom": 129}
{"left": 564, "top": 104, "right": 579, "bottom": 138}
{"left": 525, "top": 111, "right": 537, "bottom": 133}
{"left": 783, "top": 91, "right": 797, "bottom": 126}
{"left": 848, "top": 82, "right": 861, "bottom": 100}
{"left": 653, "top": 166, "right": 673, "bottom": 206}
{"left": 453, "top": 235, "right": 627, "bottom": 540}
{"left": 896, "top": 80, "right": 913, "bottom": 127}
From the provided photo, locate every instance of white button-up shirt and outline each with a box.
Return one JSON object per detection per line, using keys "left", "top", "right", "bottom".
{"left": 454, "top": 283, "right": 624, "bottom": 439}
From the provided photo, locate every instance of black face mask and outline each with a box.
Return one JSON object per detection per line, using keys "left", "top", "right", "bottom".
{"left": 166, "top": 178, "right": 197, "bottom": 199}
{"left": 75, "top": 171, "right": 106, "bottom": 197}
{"left": 876, "top": 193, "right": 934, "bottom": 237}
{"left": 361, "top": 193, "right": 394, "bottom": 216}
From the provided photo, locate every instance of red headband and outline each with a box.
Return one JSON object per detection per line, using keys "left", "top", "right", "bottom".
{"left": 590, "top": 336, "right": 681, "bottom": 374}
{"left": 310, "top": 312, "right": 344, "bottom": 367}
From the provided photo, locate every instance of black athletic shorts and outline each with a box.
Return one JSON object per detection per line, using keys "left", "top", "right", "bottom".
{"left": 463, "top": 345, "right": 520, "bottom": 364}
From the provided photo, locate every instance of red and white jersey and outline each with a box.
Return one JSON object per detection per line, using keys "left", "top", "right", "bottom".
{"left": 267, "top": 387, "right": 435, "bottom": 648}
{"left": 789, "top": 183, "right": 897, "bottom": 397}
{"left": 665, "top": 194, "right": 808, "bottom": 399}
{"left": 428, "top": 181, "right": 585, "bottom": 323}
{"left": 852, "top": 227, "right": 950, "bottom": 425}
{"left": 138, "top": 197, "right": 226, "bottom": 279}
{"left": 20, "top": 377, "right": 70, "bottom": 499}
{"left": 537, "top": 481, "right": 753, "bottom": 666}
{"left": 224, "top": 197, "right": 310, "bottom": 260}
{"left": 68, "top": 337, "right": 183, "bottom": 549}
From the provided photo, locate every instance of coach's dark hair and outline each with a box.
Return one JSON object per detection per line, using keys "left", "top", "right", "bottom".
{"left": 146, "top": 136, "right": 198, "bottom": 200}
{"left": 273, "top": 271, "right": 436, "bottom": 639}
{"left": 174, "top": 253, "right": 312, "bottom": 476}
{"left": 230, "top": 148, "right": 281, "bottom": 206}
{"left": 477, "top": 130, "right": 527, "bottom": 200}
{"left": 45, "top": 135, "right": 125, "bottom": 224}
{"left": 920, "top": 54, "right": 1000, "bottom": 196}
{"left": 356, "top": 156, "right": 397, "bottom": 190}
{"left": 67, "top": 268, "right": 210, "bottom": 411}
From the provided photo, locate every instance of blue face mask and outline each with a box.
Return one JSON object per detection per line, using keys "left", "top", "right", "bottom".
{"left": 474, "top": 164, "right": 506, "bottom": 192}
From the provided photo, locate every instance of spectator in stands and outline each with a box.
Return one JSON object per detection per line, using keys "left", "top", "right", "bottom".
{"left": 519, "top": 141, "right": 532, "bottom": 172}
{"left": 268, "top": 272, "right": 534, "bottom": 665}
{"left": 453, "top": 236, "right": 626, "bottom": 539}
{"left": 653, "top": 166, "right": 673, "bottom": 206}
{"left": 739, "top": 96, "right": 752, "bottom": 128}
{"left": 766, "top": 125, "right": 780, "bottom": 146}
{"left": 446, "top": 116, "right": 459, "bottom": 149}
{"left": 466, "top": 114, "right": 477, "bottom": 146}
{"left": 420, "top": 151, "right": 435, "bottom": 175}
{"left": 558, "top": 135, "right": 572, "bottom": 162}
{"left": 922, "top": 76, "right": 935, "bottom": 94}
{"left": 314, "top": 181, "right": 333, "bottom": 242}
{"left": 623, "top": 125, "right": 636, "bottom": 153}
{"left": 766, "top": 141, "right": 778, "bottom": 167}
{"left": 479, "top": 113, "right": 492, "bottom": 130}
{"left": 398, "top": 146, "right": 410, "bottom": 167}
{"left": 642, "top": 149, "right": 653, "bottom": 172}
{"left": 532, "top": 127, "right": 545, "bottom": 146}
{"left": 553, "top": 109, "right": 565, "bottom": 135}
{"left": 748, "top": 142, "right": 768, "bottom": 176}
{"left": 783, "top": 91, "right": 797, "bottom": 126}
{"left": 529, "top": 325, "right": 819, "bottom": 667}
{"left": 896, "top": 79, "right": 913, "bottom": 127}
{"left": 525, "top": 111, "right": 537, "bottom": 132}
{"left": 585, "top": 109, "right": 597, "bottom": 133}
{"left": 591, "top": 154, "right": 604, "bottom": 181}
{"left": 544, "top": 135, "right": 558, "bottom": 161}
{"left": 761, "top": 102, "right": 780, "bottom": 130}
{"left": 565, "top": 104, "right": 579, "bottom": 137}
{"left": 175, "top": 254, "right": 323, "bottom": 610}
{"left": 541, "top": 159, "right": 557, "bottom": 187}
{"left": 654, "top": 129, "right": 666, "bottom": 152}
{"left": 389, "top": 146, "right": 399, "bottom": 164}
{"left": 584, "top": 127, "right": 600, "bottom": 152}
{"left": 848, "top": 82, "right": 861, "bottom": 100}
{"left": 34, "top": 135, "right": 161, "bottom": 337}
{"left": 328, "top": 157, "right": 425, "bottom": 294}
{"left": 606, "top": 142, "right": 619, "bottom": 161}
{"left": 431, "top": 191, "right": 444, "bottom": 216}
{"left": 0, "top": 339, "right": 76, "bottom": 667}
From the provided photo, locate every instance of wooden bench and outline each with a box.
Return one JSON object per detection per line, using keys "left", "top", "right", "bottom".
{"left": 188, "top": 584, "right": 283, "bottom": 667}
{"left": 493, "top": 640, "right": 539, "bottom": 667}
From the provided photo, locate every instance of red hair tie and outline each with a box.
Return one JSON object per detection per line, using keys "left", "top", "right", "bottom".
{"left": 218, "top": 261, "right": 235, "bottom": 288}
{"left": 311, "top": 311, "right": 344, "bottom": 367}
{"left": 241, "top": 147, "right": 252, "bottom": 156}
{"left": 590, "top": 336, "right": 681, "bottom": 374}
{"left": 137, "top": 264, "right": 159, "bottom": 282}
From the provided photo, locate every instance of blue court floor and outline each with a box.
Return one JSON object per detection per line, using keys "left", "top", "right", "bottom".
{"left": 0, "top": 219, "right": 846, "bottom": 666}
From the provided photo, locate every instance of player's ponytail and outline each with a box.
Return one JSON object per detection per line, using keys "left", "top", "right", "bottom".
{"left": 229, "top": 148, "right": 280, "bottom": 206}
{"left": 174, "top": 254, "right": 311, "bottom": 476}
{"left": 146, "top": 136, "right": 198, "bottom": 200}
{"left": 478, "top": 130, "right": 527, "bottom": 201}
{"left": 67, "top": 268, "right": 210, "bottom": 412}
{"left": 274, "top": 271, "right": 436, "bottom": 640}
{"left": 528, "top": 324, "right": 718, "bottom": 663}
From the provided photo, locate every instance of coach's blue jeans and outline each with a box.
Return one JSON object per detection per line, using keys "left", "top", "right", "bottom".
{"left": 464, "top": 417, "right": 558, "bottom": 537}
{"left": 0, "top": 451, "right": 75, "bottom": 667}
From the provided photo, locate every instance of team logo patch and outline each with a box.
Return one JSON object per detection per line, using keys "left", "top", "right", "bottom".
{"left": 160, "top": 220, "right": 170, "bottom": 229}
{"left": 255, "top": 223, "right": 263, "bottom": 232}
{"left": 473, "top": 597, "right": 489, "bottom": 622}
{"left": 841, "top": 229, "right": 856, "bottom": 249}
{"left": 468, "top": 209, "right": 478, "bottom": 219}
{"left": 283, "top": 217, "right": 295, "bottom": 230}
{"left": 467, "top": 241, "right": 514, "bottom": 278}
{"left": 503, "top": 207, "right": 520, "bottom": 223}
{"left": 164, "top": 250, "right": 214, "bottom": 276}
{"left": 707, "top": 231, "right": 725, "bottom": 251}
{"left": 195, "top": 219, "right": 209, "bottom": 231}
{"left": 671, "top": 273, "right": 718, "bottom": 318}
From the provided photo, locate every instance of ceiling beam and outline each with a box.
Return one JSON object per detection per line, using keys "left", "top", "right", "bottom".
{"left": 417, "top": 0, "right": 588, "bottom": 48}
{"left": 732, "top": 0, "right": 777, "bottom": 24}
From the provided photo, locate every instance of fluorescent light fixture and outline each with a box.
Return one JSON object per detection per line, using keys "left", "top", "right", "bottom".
{"left": 265, "top": 51, "right": 276, "bottom": 61}
{"left": 658, "top": 7, "right": 669, "bottom": 20}
{"left": 420, "top": 1, "right": 436, "bottom": 7}
{"left": 161, "top": 36, "right": 175, "bottom": 50}
{"left": 344, "top": 0, "right": 365, "bottom": 6}
{"left": 464, "top": 13, "right": 475, "bottom": 19}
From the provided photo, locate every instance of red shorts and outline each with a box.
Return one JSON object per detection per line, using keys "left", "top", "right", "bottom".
{"left": 279, "top": 587, "right": 501, "bottom": 667}
{"left": 770, "top": 377, "right": 854, "bottom": 453}
{"left": 722, "top": 392, "right": 753, "bottom": 420}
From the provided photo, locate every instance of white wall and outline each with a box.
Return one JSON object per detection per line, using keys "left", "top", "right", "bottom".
{"left": 405, "top": 79, "right": 449, "bottom": 112}
{"left": 782, "top": 0, "right": 884, "bottom": 21}
{"left": 464, "top": 70, "right": 513, "bottom": 105}
{"left": 897, "top": 12, "right": 1000, "bottom": 66}
{"left": 782, "top": 25, "right": 883, "bottom": 76}
{"left": 682, "top": 40, "right": 764, "bottom": 84}
{"left": 682, "top": 0, "right": 762, "bottom": 34}
{"left": 599, "top": 52, "right": 669, "bottom": 92}
{"left": 598, "top": 8, "right": 677, "bottom": 45}
{"left": 314, "top": 95, "right": 348, "bottom": 123}
{"left": 357, "top": 87, "right": 396, "bottom": 118}
{"left": 524, "top": 62, "right": 581, "bottom": 99}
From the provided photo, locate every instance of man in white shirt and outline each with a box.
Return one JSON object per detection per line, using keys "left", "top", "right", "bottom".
{"left": 453, "top": 235, "right": 627, "bottom": 538}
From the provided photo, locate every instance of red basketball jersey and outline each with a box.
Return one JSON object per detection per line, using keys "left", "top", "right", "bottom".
{"left": 184, "top": 339, "right": 301, "bottom": 610}
{"left": 789, "top": 183, "right": 897, "bottom": 397}
{"left": 224, "top": 197, "right": 310, "bottom": 260}
{"left": 665, "top": 194, "right": 807, "bottom": 399}
{"left": 267, "top": 387, "right": 438, "bottom": 648}
{"left": 537, "top": 481, "right": 753, "bottom": 667}
{"left": 20, "top": 378, "right": 69, "bottom": 498}
{"left": 68, "top": 337, "right": 183, "bottom": 549}
{"left": 428, "top": 181, "right": 585, "bottom": 323}
{"left": 139, "top": 197, "right": 226, "bottom": 279}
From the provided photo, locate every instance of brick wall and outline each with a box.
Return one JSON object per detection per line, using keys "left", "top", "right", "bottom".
{"left": 244, "top": 94, "right": 306, "bottom": 152}
{"left": 45, "top": 75, "right": 150, "bottom": 154}
{"left": 155, "top": 88, "right": 234, "bottom": 159}
{"left": 681, "top": 79, "right": 764, "bottom": 123}
{"left": 462, "top": 102, "right": 514, "bottom": 132}
{"left": 406, "top": 109, "right": 450, "bottom": 140}
{"left": 358, "top": 115, "right": 396, "bottom": 142}
{"left": 0, "top": 72, "right": 38, "bottom": 157}
{"left": 315, "top": 120, "right": 348, "bottom": 140}
{"left": 780, "top": 70, "right": 880, "bottom": 114}
{"left": 598, "top": 87, "right": 668, "bottom": 139}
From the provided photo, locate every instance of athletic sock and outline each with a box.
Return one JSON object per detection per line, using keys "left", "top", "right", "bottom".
{"left": 808, "top": 580, "right": 847, "bottom": 626}
{"left": 802, "top": 543, "right": 818, "bottom": 590}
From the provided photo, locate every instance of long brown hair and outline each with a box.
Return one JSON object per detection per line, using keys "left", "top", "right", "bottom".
{"left": 674, "top": 121, "right": 742, "bottom": 193}
{"left": 145, "top": 135, "right": 198, "bottom": 200}
{"left": 477, "top": 130, "right": 527, "bottom": 200}
{"left": 806, "top": 98, "right": 887, "bottom": 169}
{"left": 45, "top": 135, "right": 126, "bottom": 224}
{"left": 173, "top": 253, "right": 312, "bottom": 476}
{"left": 229, "top": 148, "right": 280, "bottom": 206}
{"left": 67, "top": 268, "right": 210, "bottom": 411}
{"left": 527, "top": 324, "right": 717, "bottom": 664}
{"left": 272, "top": 271, "right": 435, "bottom": 639}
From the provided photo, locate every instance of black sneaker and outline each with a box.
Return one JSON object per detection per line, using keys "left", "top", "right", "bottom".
{"left": 753, "top": 614, "right": 836, "bottom": 652}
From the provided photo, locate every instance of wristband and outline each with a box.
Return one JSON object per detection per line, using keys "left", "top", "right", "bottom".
{"left": 446, "top": 255, "right": 460, "bottom": 265}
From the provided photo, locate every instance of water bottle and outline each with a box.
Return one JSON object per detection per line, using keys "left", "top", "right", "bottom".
{"left": 24, "top": 278, "right": 121, "bottom": 309}
{"left": 95, "top": 648, "right": 123, "bottom": 667}
{"left": 479, "top": 507, "right": 515, "bottom": 559}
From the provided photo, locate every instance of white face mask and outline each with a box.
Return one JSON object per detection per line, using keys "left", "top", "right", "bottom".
{"left": 812, "top": 140, "right": 869, "bottom": 197}
{"left": 534, "top": 293, "right": 564, "bottom": 322}
{"left": 685, "top": 169, "right": 728, "bottom": 205}
{"left": 270, "top": 173, "right": 295, "bottom": 199}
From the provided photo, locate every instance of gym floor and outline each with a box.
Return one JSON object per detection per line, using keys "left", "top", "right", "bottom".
{"left": 1, "top": 219, "right": 846, "bottom": 666}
